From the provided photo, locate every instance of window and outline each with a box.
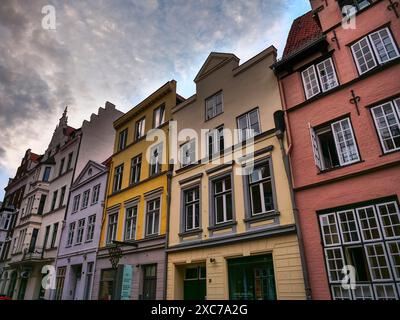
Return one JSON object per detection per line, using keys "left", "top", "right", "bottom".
{"left": 142, "top": 265, "right": 157, "bottom": 300}
{"left": 183, "top": 187, "right": 200, "bottom": 231}
{"left": 59, "top": 186, "right": 66, "bottom": 207}
{"left": 1, "top": 213, "right": 12, "bottom": 230}
{"left": 106, "top": 213, "right": 118, "bottom": 244}
{"left": 118, "top": 129, "right": 128, "bottom": 151}
{"left": 153, "top": 104, "right": 165, "bottom": 128}
{"left": 302, "top": 58, "right": 339, "bottom": 100}
{"left": 51, "top": 190, "right": 58, "bottom": 211}
{"left": 237, "top": 109, "right": 261, "bottom": 142}
{"left": 205, "top": 91, "right": 223, "bottom": 120}
{"left": 320, "top": 199, "right": 400, "bottom": 300}
{"left": 180, "top": 139, "right": 196, "bottom": 167}
{"left": 86, "top": 214, "right": 96, "bottom": 241}
{"left": 206, "top": 126, "right": 224, "bottom": 158}
{"left": 43, "top": 225, "right": 50, "bottom": 250}
{"left": 84, "top": 262, "right": 94, "bottom": 300}
{"left": 309, "top": 118, "right": 360, "bottom": 171}
{"left": 67, "top": 222, "right": 75, "bottom": 246}
{"left": 37, "top": 194, "right": 46, "bottom": 215}
{"left": 248, "top": 161, "right": 275, "bottom": 216}
{"left": 99, "top": 269, "right": 116, "bottom": 300}
{"left": 42, "top": 167, "right": 51, "bottom": 182}
{"left": 371, "top": 99, "right": 400, "bottom": 153}
{"left": 92, "top": 184, "right": 100, "bottom": 204}
{"left": 135, "top": 117, "right": 145, "bottom": 141}
{"left": 55, "top": 267, "right": 66, "bottom": 300}
{"left": 149, "top": 143, "right": 162, "bottom": 176}
{"left": 212, "top": 175, "right": 233, "bottom": 224}
{"left": 50, "top": 223, "right": 59, "bottom": 248}
{"left": 130, "top": 155, "right": 142, "bottom": 185}
{"left": 351, "top": 27, "right": 399, "bottom": 75}
{"left": 145, "top": 198, "right": 160, "bottom": 236}
{"left": 67, "top": 152, "right": 73, "bottom": 170}
{"left": 316, "top": 58, "right": 339, "bottom": 92}
{"left": 76, "top": 219, "right": 85, "bottom": 244}
{"left": 124, "top": 206, "right": 137, "bottom": 240}
{"left": 59, "top": 158, "right": 65, "bottom": 176}
{"left": 113, "top": 164, "right": 123, "bottom": 192}
{"left": 72, "top": 195, "right": 80, "bottom": 213}
{"left": 81, "top": 190, "right": 90, "bottom": 209}
{"left": 301, "top": 65, "right": 320, "bottom": 99}
{"left": 338, "top": 0, "right": 371, "bottom": 13}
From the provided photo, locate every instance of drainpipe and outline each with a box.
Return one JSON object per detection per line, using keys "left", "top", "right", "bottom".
{"left": 163, "top": 165, "right": 173, "bottom": 300}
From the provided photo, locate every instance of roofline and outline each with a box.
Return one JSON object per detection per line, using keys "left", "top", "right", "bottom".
{"left": 113, "top": 80, "right": 177, "bottom": 129}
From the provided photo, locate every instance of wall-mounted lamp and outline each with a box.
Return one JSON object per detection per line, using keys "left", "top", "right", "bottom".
{"left": 210, "top": 258, "right": 216, "bottom": 263}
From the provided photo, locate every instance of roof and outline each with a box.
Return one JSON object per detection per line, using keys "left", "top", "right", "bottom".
{"left": 66, "top": 126, "right": 76, "bottom": 136}
{"left": 30, "top": 153, "right": 40, "bottom": 162}
{"left": 282, "top": 10, "right": 322, "bottom": 59}
{"left": 194, "top": 52, "right": 239, "bottom": 83}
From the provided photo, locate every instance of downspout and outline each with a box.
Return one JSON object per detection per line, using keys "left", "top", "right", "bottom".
{"left": 51, "top": 132, "right": 82, "bottom": 300}
{"left": 275, "top": 76, "right": 312, "bottom": 300}
{"left": 163, "top": 165, "right": 173, "bottom": 300}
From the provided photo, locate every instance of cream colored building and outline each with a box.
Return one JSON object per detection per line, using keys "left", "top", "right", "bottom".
{"left": 167, "top": 47, "right": 307, "bottom": 300}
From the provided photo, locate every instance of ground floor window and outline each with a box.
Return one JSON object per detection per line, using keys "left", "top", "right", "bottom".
{"left": 141, "top": 264, "right": 157, "bottom": 300}
{"left": 228, "top": 254, "right": 276, "bottom": 300}
{"left": 55, "top": 267, "right": 66, "bottom": 300}
{"left": 84, "top": 262, "right": 94, "bottom": 300}
{"left": 99, "top": 269, "right": 116, "bottom": 300}
{"left": 319, "top": 198, "right": 400, "bottom": 300}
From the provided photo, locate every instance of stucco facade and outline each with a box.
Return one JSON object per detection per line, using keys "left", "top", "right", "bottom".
{"left": 274, "top": 0, "right": 400, "bottom": 299}
{"left": 95, "top": 81, "right": 182, "bottom": 300}
{"left": 167, "top": 47, "right": 307, "bottom": 300}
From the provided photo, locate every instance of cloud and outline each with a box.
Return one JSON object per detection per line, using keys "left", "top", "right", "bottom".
{"left": 0, "top": 0, "right": 310, "bottom": 192}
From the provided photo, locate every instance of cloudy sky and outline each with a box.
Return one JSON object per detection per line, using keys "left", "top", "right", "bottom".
{"left": 0, "top": 0, "right": 310, "bottom": 199}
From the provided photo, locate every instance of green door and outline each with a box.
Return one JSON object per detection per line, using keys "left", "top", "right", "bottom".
{"left": 228, "top": 254, "right": 276, "bottom": 300}
{"left": 183, "top": 266, "right": 206, "bottom": 300}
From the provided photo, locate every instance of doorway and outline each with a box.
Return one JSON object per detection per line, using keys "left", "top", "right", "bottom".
{"left": 183, "top": 265, "right": 206, "bottom": 300}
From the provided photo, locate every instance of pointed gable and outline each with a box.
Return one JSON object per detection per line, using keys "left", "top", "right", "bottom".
{"left": 194, "top": 52, "right": 239, "bottom": 83}
{"left": 73, "top": 160, "right": 106, "bottom": 187}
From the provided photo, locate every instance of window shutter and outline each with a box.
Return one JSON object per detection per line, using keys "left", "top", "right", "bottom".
{"left": 308, "top": 123, "right": 322, "bottom": 170}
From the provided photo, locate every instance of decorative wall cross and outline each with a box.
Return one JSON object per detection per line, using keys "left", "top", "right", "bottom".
{"left": 388, "top": 0, "right": 400, "bottom": 18}
{"left": 349, "top": 90, "right": 361, "bottom": 115}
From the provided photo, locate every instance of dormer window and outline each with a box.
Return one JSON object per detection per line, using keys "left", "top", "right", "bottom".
{"left": 338, "top": 0, "right": 371, "bottom": 12}
{"left": 205, "top": 91, "right": 223, "bottom": 120}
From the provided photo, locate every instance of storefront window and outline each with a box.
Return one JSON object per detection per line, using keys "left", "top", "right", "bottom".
{"left": 99, "top": 269, "right": 116, "bottom": 300}
{"left": 228, "top": 255, "right": 276, "bottom": 300}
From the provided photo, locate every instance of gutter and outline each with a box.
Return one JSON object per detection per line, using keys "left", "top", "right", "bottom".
{"left": 163, "top": 166, "right": 173, "bottom": 300}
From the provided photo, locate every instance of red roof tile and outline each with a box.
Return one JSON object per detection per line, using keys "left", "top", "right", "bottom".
{"left": 283, "top": 11, "right": 322, "bottom": 58}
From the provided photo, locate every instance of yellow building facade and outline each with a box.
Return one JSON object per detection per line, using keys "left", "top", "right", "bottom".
{"left": 167, "top": 48, "right": 307, "bottom": 300}
{"left": 94, "top": 80, "right": 183, "bottom": 300}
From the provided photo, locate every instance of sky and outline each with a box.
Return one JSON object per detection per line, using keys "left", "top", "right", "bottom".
{"left": 0, "top": 0, "right": 311, "bottom": 200}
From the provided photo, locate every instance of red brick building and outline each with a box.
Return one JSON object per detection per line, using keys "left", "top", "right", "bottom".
{"left": 273, "top": 0, "right": 400, "bottom": 299}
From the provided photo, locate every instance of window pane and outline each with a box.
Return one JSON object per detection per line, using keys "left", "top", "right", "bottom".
{"left": 325, "top": 247, "right": 345, "bottom": 282}
{"left": 365, "top": 243, "right": 392, "bottom": 280}
{"left": 331, "top": 118, "right": 360, "bottom": 165}
{"left": 386, "top": 241, "right": 400, "bottom": 280}
{"left": 302, "top": 65, "right": 320, "bottom": 99}
{"left": 376, "top": 202, "right": 400, "bottom": 239}
{"left": 320, "top": 213, "right": 341, "bottom": 246}
{"left": 369, "top": 28, "right": 399, "bottom": 63}
{"left": 316, "top": 58, "right": 338, "bottom": 92}
{"left": 250, "top": 185, "right": 262, "bottom": 214}
{"left": 215, "top": 196, "right": 224, "bottom": 223}
{"left": 337, "top": 210, "right": 360, "bottom": 244}
{"left": 351, "top": 37, "right": 377, "bottom": 74}
{"left": 356, "top": 206, "right": 382, "bottom": 241}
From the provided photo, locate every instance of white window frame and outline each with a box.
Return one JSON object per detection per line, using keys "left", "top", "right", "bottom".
{"left": 86, "top": 214, "right": 96, "bottom": 242}
{"left": 205, "top": 126, "right": 224, "bottom": 157}
{"left": 130, "top": 155, "right": 142, "bottom": 185}
{"left": 205, "top": 91, "right": 223, "bottom": 120}
{"left": 124, "top": 206, "right": 137, "bottom": 240}
{"left": 351, "top": 37, "right": 378, "bottom": 74}
{"left": 91, "top": 184, "right": 100, "bottom": 205}
{"left": 153, "top": 104, "right": 165, "bottom": 128}
{"left": 337, "top": 210, "right": 361, "bottom": 244}
{"left": 67, "top": 222, "right": 75, "bottom": 247}
{"left": 184, "top": 187, "right": 200, "bottom": 231}
{"left": 368, "top": 28, "right": 400, "bottom": 64}
{"left": 356, "top": 205, "right": 383, "bottom": 242}
{"left": 145, "top": 198, "right": 161, "bottom": 237}
{"left": 76, "top": 218, "right": 85, "bottom": 244}
{"left": 81, "top": 190, "right": 90, "bottom": 209}
{"left": 376, "top": 201, "right": 400, "bottom": 239}
{"left": 72, "top": 195, "right": 80, "bottom": 213}
{"left": 320, "top": 213, "right": 342, "bottom": 247}
{"left": 135, "top": 117, "right": 146, "bottom": 141}
{"left": 113, "top": 164, "right": 123, "bottom": 192}
{"left": 213, "top": 176, "right": 233, "bottom": 225}
{"left": 331, "top": 285, "right": 352, "bottom": 300}
{"left": 149, "top": 143, "right": 163, "bottom": 176}
{"left": 248, "top": 162, "right": 275, "bottom": 216}
{"left": 364, "top": 243, "right": 393, "bottom": 281}
{"left": 373, "top": 283, "right": 398, "bottom": 300}
{"left": 324, "top": 247, "right": 346, "bottom": 283}
{"left": 371, "top": 101, "right": 400, "bottom": 153}
{"left": 180, "top": 139, "right": 196, "bottom": 167}
{"left": 118, "top": 129, "right": 128, "bottom": 151}
{"left": 353, "top": 284, "right": 374, "bottom": 300}
{"left": 301, "top": 64, "right": 321, "bottom": 99}
{"left": 106, "top": 213, "right": 118, "bottom": 244}
{"left": 237, "top": 109, "right": 261, "bottom": 142}
{"left": 331, "top": 118, "right": 360, "bottom": 166}
{"left": 316, "top": 58, "right": 339, "bottom": 92}
{"left": 385, "top": 240, "right": 400, "bottom": 281}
